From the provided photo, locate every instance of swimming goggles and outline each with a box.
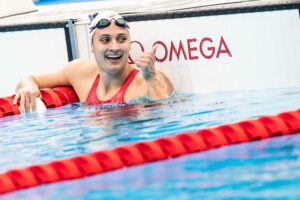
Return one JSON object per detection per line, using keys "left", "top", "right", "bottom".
{"left": 89, "top": 13, "right": 129, "bottom": 33}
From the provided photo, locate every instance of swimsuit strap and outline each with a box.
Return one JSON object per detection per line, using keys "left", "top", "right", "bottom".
{"left": 110, "top": 69, "right": 139, "bottom": 103}
{"left": 85, "top": 69, "right": 139, "bottom": 105}
{"left": 85, "top": 74, "right": 100, "bottom": 105}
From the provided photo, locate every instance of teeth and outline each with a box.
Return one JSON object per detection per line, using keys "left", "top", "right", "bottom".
{"left": 107, "top": 55, "right": 121, "bottom": 58}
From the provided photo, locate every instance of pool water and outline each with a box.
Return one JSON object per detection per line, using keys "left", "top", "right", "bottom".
{"left": 1, "top": 88, "right": 300, "bottom": 199}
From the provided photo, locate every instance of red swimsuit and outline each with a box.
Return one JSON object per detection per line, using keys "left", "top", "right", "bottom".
{"left": 85, "top": 69, "right": 139, "bottom": 105}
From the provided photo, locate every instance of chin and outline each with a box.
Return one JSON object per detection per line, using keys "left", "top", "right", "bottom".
{"left": 105, "top": 60, "right": 127, "bottom": 73}
{"left": 105, "top": 64, "right": 124, "bottom": 74}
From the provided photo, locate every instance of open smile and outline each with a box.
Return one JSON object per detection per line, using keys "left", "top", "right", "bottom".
{"left": 105, "top": 54, "right": 123, "bottom": 61}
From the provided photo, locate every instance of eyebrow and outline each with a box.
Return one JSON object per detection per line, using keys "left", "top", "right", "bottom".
{"left": 117, "top": 33, "right": 127, "bottom": 37}
{"left": 98, "top": 33, "right": 128, "bottom": 37}
{"left": 99, "top": 34, "right": 110, "bottom": 38}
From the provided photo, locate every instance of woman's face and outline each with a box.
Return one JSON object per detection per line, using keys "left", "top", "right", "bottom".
{"left": 92, "top": 22, "right": 131, "bottom": 74}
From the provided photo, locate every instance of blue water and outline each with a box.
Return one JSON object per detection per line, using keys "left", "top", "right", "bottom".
{"left": 3, "top": 134, "right": 300, "bottom": 199}
{"left": 1, "top": 88, "right": 300, "bottom": 199}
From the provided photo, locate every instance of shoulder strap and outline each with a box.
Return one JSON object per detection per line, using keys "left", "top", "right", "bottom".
{"left": 85, "top": 74, "right": 101, "bottom": 104}
{"left": 86, "top": 69, "right": 140, "bottom": 104}
{"left": 110, "top": 69, "right": 140, "bottom": 102}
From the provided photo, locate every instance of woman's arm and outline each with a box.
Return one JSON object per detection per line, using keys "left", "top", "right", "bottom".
{"left": 13, "top": 59, "right": 90, "bottom": 112}
{"left": 135, "top": 45, "right": 174, "bottom": 100}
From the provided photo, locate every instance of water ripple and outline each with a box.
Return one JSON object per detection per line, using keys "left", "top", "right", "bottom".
{"left": 0, "top": 88, "right": 300, "bottom": 173}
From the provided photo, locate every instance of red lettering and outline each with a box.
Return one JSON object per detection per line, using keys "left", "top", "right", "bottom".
{"left": 216, "top": 36, "right": 232, "bottom": 58}
{"left": 169, "top": 40, "right": 187, "bottom": 61}
{"left": 200, "top": 37, "right": 215, "bottom": 59}
{"left": 129, "top": 36, "right": 232, "bottom": 63}
{"left": 129, "top": 41, "right": 144, "bottom": 64}
{"left": 153, "top": 41, "right": 168, "bottom": 62}
{"left": 187, "top": 38, "right": 198, "bottom": 60}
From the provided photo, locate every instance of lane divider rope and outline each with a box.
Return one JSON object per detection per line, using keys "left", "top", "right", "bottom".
{"left": 0, "top": 86, "right": 79, "bottom": 118}
{"left": 0, "top": 107, "right": 299, "bottom": 193}
{"left": 0, "top": 88, "right": 300, "bottom": 194}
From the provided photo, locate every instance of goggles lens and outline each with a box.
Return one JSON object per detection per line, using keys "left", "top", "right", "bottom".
{"left": 89, "top": 13, "right": 129, "bottom": 33}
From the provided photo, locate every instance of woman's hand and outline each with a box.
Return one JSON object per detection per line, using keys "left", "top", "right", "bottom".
{"left": 13, "top": 79, "right": 41, "bottom": 113}
{"left": 134, "top": 45, "right": 174, "bottom": 100}
{"left": 135, "top": 44, "right": 159, "bottom": 80}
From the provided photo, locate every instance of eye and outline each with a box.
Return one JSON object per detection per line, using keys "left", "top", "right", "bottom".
{"left": 117, "top": 35, "right": 127, "bottom": 43}
{"left": 99, "top": 36, "right": 110, "bottom": 44}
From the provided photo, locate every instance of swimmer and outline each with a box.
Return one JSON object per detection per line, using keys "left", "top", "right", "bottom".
{"left": 13, "top": 11, "right": 174, "bottom": 113}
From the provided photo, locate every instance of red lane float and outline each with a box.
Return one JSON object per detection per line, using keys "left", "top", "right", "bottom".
{"left": 278, "top": 111, "right": 300, "bottom": 133}
{"left": 238, "top": 120, "right": 269, "bottom": 140}
{"left": 0, "top": 87, "right": 79, "bottom": 118}
{"left": 71, "top": 155, "right": 103, "bottom": 176}
{"left": 0, "top": 108, "right": 300, "bottom": 194}
{"left": 114, "top": 145, "right": 145, "bottom": 166}
{"left": 27, "top": 164, "right": 60, "bottom": 184}
{"left": 6, "top": 169, "right": 38, "bottom": 189}
{"left": 52, "top": 87, "right": 79, "bottom": 105}
{"left": 0, "top": 97, "right": 20, "bottom": 117}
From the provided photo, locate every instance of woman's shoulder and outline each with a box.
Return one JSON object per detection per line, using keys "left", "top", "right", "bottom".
{"left": 72, "top": 58, "right": 97, "bottom": 71}
{"left": 65, "top": 59, "right": 99, "bottom": 100}
{"left": 66, "top": 59, "right": 98, "bottom": 77}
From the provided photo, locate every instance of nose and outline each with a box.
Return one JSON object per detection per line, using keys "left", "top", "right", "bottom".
{"left": 109, "top": 39, "right": 120, "bottom": 50}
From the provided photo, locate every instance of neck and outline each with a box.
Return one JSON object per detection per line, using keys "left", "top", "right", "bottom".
{"left": 98, "top": 63, "right": 132, "bottom": 93}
